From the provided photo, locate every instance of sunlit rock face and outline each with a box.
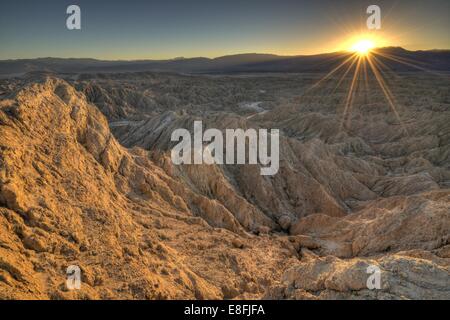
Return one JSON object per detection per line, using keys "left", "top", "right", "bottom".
{"left": 0, "top": 70, "right": 449, "bottom": 299}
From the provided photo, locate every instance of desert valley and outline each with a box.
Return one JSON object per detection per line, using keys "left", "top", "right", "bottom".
{"left": 0, "top": 47, "right": 449, "bottom": 300}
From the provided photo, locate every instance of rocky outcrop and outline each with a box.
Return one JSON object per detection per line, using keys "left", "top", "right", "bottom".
{"left": 1, "top": 71, "right": 449, "bottom": 300}
{"left": 0, "top": 77, "right": 292, "bottom": 299}
{"left": 265, "top": 249, "right": 450, "bottom": 299}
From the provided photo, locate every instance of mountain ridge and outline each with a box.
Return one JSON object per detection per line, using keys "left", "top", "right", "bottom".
{"left": 1, "top": 47, "right": 449, "bottom": 76}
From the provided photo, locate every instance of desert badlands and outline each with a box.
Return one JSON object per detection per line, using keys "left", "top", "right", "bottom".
{"left": 0, "top": 60, "right": 448, "bottom": 299}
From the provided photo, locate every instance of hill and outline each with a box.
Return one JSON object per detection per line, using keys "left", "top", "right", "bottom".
{"left": 1, "top": 48, "right": 449, "bottom": 76}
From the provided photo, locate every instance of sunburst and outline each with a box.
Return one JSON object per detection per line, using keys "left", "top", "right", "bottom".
{"left": 350, "top": 39, "right": 375, "bottom": 55}
{"left": 302, "top": 35, "right": 429, "bottom": 136}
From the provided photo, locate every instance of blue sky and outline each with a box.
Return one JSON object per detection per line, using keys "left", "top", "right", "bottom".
{"left": 0, "top": 0, "right": 448, "bottom": 59}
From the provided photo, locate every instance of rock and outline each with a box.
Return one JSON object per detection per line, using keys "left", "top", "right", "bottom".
{"left": 267, "top": 252, "right": 450, "bottom": 300}
{"left": 1, "top": 72, "right": 449, "bottom": 300}
{"left": 0, "top": 77, "right": 290, "bottom": 299}
{"left": 232, "top": 238, "right": 245, "bottom": 249}
{"left": 257, "top": 226, "right": 271, "bottom": 235}
{"left": 22, "top": 234, "right": 47, "bottom": 252}
{"left": 221, "top": 284, "right": 240, "bottom": 299}
{"left": 278, "top": 215, "right": 292, "bottom": 231}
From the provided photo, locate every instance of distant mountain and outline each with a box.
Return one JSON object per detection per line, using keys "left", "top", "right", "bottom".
{"left": 0, "top": 48, "right": 449, "bottom": 75}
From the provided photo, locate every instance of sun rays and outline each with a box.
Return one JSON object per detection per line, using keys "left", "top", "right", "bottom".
{"left": 299, "top": 37, "right": 444, "bottom": 137}
{"left": 351, "top": 40, "right": 375, "bottom": 55}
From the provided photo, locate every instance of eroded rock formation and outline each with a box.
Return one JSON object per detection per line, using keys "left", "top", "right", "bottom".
{"left": 0, "top": 72, "right": 449, "bottom": 299}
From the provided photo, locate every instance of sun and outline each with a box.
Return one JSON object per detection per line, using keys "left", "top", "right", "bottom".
{"left": 350, "top": 39, "right": 375, "bottom": 55}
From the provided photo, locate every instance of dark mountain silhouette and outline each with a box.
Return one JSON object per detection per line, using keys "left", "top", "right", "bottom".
{"left": 1, "top": 48, "right": 449, "bottom": 76}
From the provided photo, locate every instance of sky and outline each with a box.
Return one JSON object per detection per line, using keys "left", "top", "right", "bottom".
{"left": 0, "top": 0, "right": 449, "bottom": 60}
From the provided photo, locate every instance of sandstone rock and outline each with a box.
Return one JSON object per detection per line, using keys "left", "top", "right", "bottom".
{"left": 267, "top": 252, "right": 450, "bottom": 300}
{"left": 1, "top": 72, "right": 449, "bottom": 300}
{"left": 278, "top": 215, "right": 292, "bottom": 231}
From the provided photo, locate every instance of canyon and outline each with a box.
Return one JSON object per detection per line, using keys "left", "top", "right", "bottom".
{"left": 0, "top": 53, "right": 449, "bottom": 299}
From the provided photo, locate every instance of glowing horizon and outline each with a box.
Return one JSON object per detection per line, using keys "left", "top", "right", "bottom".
{"left": 350, "top": 40, "right": 375, "bottom": 55}
{"left": 0, "top": 0, "right": 448, "bottom": 60}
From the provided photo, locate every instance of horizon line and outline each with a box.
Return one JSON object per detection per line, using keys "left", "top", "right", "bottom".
{"left": 1, "top": 47, "right": 450, "bottom": 62}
